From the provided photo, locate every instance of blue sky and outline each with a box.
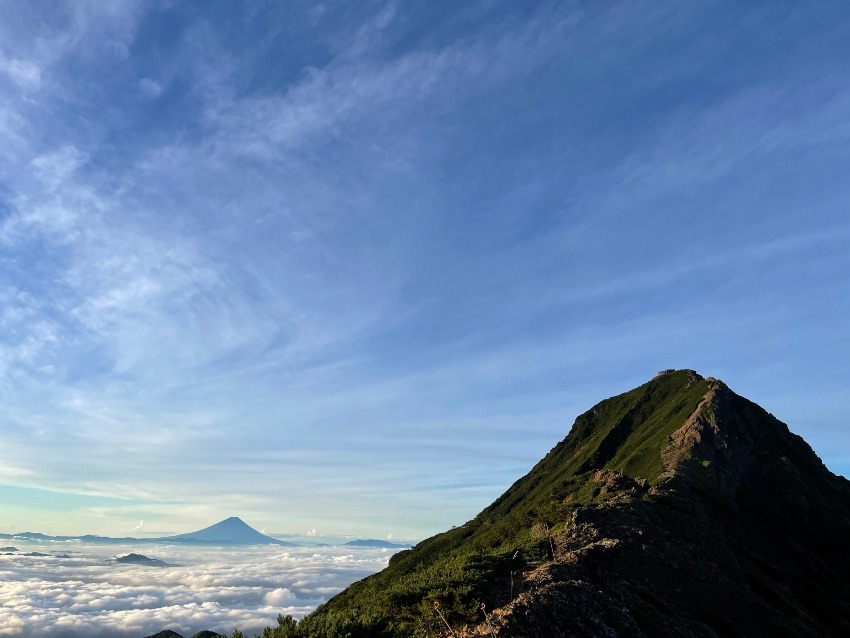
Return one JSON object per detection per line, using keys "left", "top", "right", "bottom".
{"left": 1, "top": 1, "right": 849, "bottom": 538}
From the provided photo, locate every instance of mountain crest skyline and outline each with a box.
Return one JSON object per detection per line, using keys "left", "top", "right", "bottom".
{"left": 287, "top": 369, "right": 850, "bottom": 637}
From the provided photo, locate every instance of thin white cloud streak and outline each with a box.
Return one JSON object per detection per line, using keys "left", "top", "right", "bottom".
{"left": 137, "top": 78, "right": 162, "bottom": 99}
{"left": 0, "top": 541, "right": 395, "bottom": 638}
{"left": 0, "top": 54, "right": 41, "bottom": 88}
{"left": 612, "top": 76, "right": 850, "bottom": 198}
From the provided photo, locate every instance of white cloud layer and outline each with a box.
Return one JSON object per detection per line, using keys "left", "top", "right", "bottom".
{"left": 0, "top": 540, "right": 393, "bottom": 638}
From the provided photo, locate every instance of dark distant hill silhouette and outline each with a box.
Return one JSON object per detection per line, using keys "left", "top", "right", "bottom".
{"left": 113, "top": 552, "right": 169, "bottom": 567}
{"left": 164, "top": 516, "right": 291, "bottom": 545}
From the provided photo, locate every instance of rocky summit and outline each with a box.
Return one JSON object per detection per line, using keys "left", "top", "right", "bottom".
{"left": 291, "top": 370, "right": 850, "bottom": 638}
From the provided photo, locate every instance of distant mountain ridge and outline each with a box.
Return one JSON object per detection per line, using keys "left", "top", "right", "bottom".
{"left": 0, "top": 531, "right": 141, "bottom": 544}
{"left": 0, "top": 517, "right": 295, "bottom": 546}
{"left": 287, "top": 370, "right": 850, "bottom": 637}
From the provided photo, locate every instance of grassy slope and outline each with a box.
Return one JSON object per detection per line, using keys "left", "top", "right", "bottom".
{"left": 295, "top": 370, "right": 713, "bottom": 638}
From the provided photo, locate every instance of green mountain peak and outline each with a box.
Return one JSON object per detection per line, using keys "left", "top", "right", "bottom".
{"left": 268, "top": 370, "right": 850, "bottom": 637}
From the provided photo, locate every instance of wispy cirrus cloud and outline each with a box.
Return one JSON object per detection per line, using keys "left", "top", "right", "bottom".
{"left": 0, "top": 54, "right": 41, "bottom": 88}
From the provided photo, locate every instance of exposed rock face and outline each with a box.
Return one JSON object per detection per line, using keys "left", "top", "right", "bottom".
{"left": 591, "top": 469, "right": 647, "bottom": 493}
{"left": 469, "top": 492, "right": 844, "bottom": 636}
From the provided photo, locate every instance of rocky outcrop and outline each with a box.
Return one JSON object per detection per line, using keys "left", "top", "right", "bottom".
{"left": 464, "top": 489, "right": 844, "bottom": 636}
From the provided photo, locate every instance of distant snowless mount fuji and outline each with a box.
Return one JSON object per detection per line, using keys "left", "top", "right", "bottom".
{"left": 1, "top": 516, "right": 292, "bottom": 546}
{"left": 164, "top": 517, "right": 285, "bottom": 545}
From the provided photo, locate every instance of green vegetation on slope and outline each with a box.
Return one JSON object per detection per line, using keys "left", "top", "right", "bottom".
{"left": 253, "top": 370, "right": 714, "bottom": 638}
{"left": 233, "top": 368, "right": 850, "bottom": 637}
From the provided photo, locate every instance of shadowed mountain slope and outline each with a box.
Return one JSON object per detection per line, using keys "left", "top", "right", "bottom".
{"left": 289, "top": 370, "right": 850, "bottom": 637}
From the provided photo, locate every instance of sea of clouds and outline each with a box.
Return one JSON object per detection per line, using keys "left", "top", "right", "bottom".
{"left": 0, "top": 539, "right": 396, "bottom": 637}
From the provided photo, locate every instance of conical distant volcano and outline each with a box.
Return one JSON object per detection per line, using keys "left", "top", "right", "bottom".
{"left": 293, "top": 370, "right": 850, "bottom": 637}
{"left": 164, "top": 516, "right": 284, "bottom": 545}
